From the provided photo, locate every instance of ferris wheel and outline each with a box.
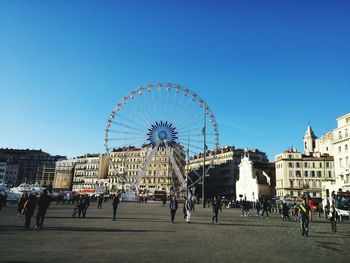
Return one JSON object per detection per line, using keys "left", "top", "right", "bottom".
{"left": 104, "top": 83, "right": 219, "bottom": 193}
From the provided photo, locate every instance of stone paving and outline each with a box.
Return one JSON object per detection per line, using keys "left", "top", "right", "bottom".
{"left": 0, "top": 201, "right": 349, "bottom": 263}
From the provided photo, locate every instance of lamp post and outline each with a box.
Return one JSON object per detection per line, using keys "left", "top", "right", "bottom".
{"left": 202, "top": 101, "right": 207, "bottom": 207}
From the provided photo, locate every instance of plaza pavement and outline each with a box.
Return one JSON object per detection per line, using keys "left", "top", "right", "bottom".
{"left": 0, "top": 201, "right": 349, "bottom": 263}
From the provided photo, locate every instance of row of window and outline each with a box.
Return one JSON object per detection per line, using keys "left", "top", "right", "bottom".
{"left": 338, "top": 144, "right": 349, "bottom": 153}
{"left": 288, "top": 170, "right": 332, "bottom": 178}
{"left": 338, "top": 157, "right": 350, "bottom": 168}
{"left": 338, "top": 129, "right": 349, "bottom": 140}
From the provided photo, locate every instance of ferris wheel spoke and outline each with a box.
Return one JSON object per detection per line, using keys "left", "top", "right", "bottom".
{"left": 108, "top": 136, "right": 147, "bottom": 142}
{"left": 114, "top": 112, "right": 149, "bottom": 131}
{"left": 177, "top": 140, "right": 204, "bottom": 152}
{"left": 110, "top": 138, "right": 147, "bottom": 149}
{"left": 108, "top": 130, "right": 141, "bottom": 136}
{"left": 109, "top": 120, "right": 145, "bottom": 133}
{"left": 129, "top": 104, "right": 153, "bottom": 127}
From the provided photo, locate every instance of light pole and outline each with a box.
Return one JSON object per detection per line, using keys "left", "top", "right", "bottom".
{"left": 202, "top": 101, "right": 207, "bottom": 207}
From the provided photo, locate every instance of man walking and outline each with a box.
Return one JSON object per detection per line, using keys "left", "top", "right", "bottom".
{"left": 35, "top": 189, "right": 51, "bottom": 229}
{"left": 169, "top": 196, "right": 178, "bottom": 223}
{"left": 112, "top": 194, "right": 120, "bottom": 221}
{"left": 22, "top": 194, "right": 36, "bottom": 229}
{"left": 211, "top": 196, "right": 221, "bottom": 224}
{"left": 261, "top": 199, "right": 269, "bottom": 219}
{"left": 184, "top": 196, "right": 193, "bottom": 223}
{"left": 299, "top": 200, "right": 310, "bottom": 237}
{"left": 330, "top": 205, "right": 337, "bottom": 233}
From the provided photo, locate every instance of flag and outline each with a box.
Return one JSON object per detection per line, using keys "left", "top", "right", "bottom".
{"left": 262, "top": 171, "right": 271, "bottom": 185}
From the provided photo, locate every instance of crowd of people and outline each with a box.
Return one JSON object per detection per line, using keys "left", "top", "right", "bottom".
{"left": 0, "top": 190, "right": 342, "bottom": 237}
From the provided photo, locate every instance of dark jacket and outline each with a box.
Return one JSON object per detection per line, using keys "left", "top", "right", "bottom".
{"left": 112, "top": 196, "right": 120, "bottom": 208}
{"left": 169, "top": 199, "right": 178, "bottom": 210}
{"left": 23, "top": 197, "right": 36, "bottom": 216}
{"left": 37, "top": 194, "right": 51, "bottom": 210}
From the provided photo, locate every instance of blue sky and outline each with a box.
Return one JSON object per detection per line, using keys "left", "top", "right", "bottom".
{"left": 1, "top": 0, "right": 349, "bottom": 161}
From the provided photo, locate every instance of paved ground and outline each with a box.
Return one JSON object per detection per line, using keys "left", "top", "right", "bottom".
{"left": 0, "top": 201, "right": 349, "bottom": 263}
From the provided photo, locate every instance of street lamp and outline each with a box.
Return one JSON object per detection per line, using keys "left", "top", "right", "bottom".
{"left": 202, "top": 101, "right": 207, "bottom": 207}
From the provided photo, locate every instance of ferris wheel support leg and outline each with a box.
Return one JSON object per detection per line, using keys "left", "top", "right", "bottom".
{"left": 132, "top": 142, "right": 160, "bottom": 193}
{"left": 164, "top": 143, "right": 187, "bottom": 194}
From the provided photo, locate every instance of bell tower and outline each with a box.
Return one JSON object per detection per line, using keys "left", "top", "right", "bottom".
{"left": 303, "top": 123, "right": 317, "bottom": 155}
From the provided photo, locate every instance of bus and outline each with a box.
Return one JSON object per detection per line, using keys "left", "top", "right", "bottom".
{"left": 334, "top": 191, "right": 350, "bottom": 220}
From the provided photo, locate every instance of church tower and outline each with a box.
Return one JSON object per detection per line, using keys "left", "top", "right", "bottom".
{"left": 303, "top": 124, "right": 317, "bottom": 155}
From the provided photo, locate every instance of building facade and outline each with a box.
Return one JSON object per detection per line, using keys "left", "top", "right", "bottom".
{"left": 236, "top": 154, "right": 275, "bottom": 202}
{"left": 36, "top": 164, "right": 56, "bottom": 188}
{"left": 72, "top": 154, "right": 108, "bottom": 193}
{"left": 5, "top": 163, "right": 18, "bottom": 186}
{"left": 0, "top": 162, "right": 6, "bottom": 184}
{"left": 0, "top": 148, "right": 65, "bottom": 185}
{"left": 275, "top": 148, "right": 334, "bottom": 198}
{"left": 187, "top": 146, "right": 269, "bottom": 199}
{"left": 53, "top": 159, "right": 77, "bottom": 190}
{"left": 320, "top": 113, "right": 350, "bottom": 201}
{"left": 108, "top": 145, "right": 185, "bottom": 194}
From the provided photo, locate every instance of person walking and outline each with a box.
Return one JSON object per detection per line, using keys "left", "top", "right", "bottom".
{"left": 17, "top": 193, "right": 28, "bottom": 217}
{"left": 77, "top": 196, "right": 85, "bottom": 218}
{"left": 162, "top": 193, "right": 166, "bottom": 207}
{"left": 261, "top": 199, "right": 269, "bottom": 219}
{"left": 97, "top": 195, "right": 103, "bottom": 209}
{"left": 22, "top": 194, "right": 36, "bottom": 229}
{"left": 112, "top": 194, "right": 120, "bottom": 221}
{"left": 299, "top": 199, "right": 310, "bottom": 237}
{"left": 329, "top": 205, "right": 337, "bottom": 233}
{"left": 184, "top": 196, "right": 193, "bottom": 223}
{"left": 211, "top": 196, "right": 221, "bottom": 224}
{"left": 255, "top": 200, "right": 261, "bottom": 218}
{"left": 169, "top": 195, "right": 178, "bottom": 223}
{"left": 35, "top": 189, "right": 51, "bottom": 229}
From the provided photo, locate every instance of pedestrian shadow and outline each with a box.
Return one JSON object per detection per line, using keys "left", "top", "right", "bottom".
{"left": 47, "top": 216, "right": 112, "bottom": 220}
{"left": 0, "top": 225, "right": 173, "bottom": 233}
{"left": 315, "top": 241, "right": 344, "bottom": 252}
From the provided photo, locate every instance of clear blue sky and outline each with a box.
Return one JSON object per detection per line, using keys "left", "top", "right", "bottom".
{"left": 1, "top": 0, "right": 349, "bottom": 161}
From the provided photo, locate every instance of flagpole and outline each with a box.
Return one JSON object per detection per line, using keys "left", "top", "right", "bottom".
{"left": 202, "top": 101, "right": 206, "bottom": 207}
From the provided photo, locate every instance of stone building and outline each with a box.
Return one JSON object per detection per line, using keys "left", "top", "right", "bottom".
{"left": 275, "top": 125, "right": 335, "bottom": 198}
{"left": 108, "top": 145, "right": 185, "bottom": 194}
{"left": 53, "top": 159, "right": 77, "bottom": 190}
{"left": 236, "top": 153, "right": 275, "bottom": 202}
{"left": 72, "top": 154, "right": 108, "bottom": 193}
{"left": 187, "top": 146, "right": 268, "bottom": 199}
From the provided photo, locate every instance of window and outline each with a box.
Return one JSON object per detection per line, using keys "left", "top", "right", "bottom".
{"left": 326, "top": 162, "right": 330, "bottom": 168}
{"left": 319, "top": 162, "right": 322, "bottom": 168}
{"left": 328, "top": 171, "right": 332, "bottom": 178}
{"left": 338, "top": 131, "right": 342, "bottom": 139}
{"left": 311, "top": 171, "right": 315, "bottom": 177}
{"left": 296, "top": 162, "right": 300, "bottom": 168}
{"left": 289, "top": 170, "right": 293, "bottom": 177}
{"left": 296, "top": 170, "right": 301, "bottom": 177}
{"left": 346, "top": 157, "right": 349, "bottom": 168}
{"left": 345, "top": 144, "right": 348, "bottom": 152}
{"left": 304, "top": 162, "right": 308, "bottom": 168}
{"left": 339, "top": 158, "right": 343, "bottom": 168}
{"left": 345, "top": 128, "right": 349, "bottom": 137}
{"left": 304, "top": 171, "right": 308, "bottom": 177}
{"left": 338, "top": 146, "right": 342, "bottom": 153}
{"left": 317, "top": 171, "right": 322, "bottom": 177}
{"left": 288, "top": 162, "right": 293, "bottom": 168}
